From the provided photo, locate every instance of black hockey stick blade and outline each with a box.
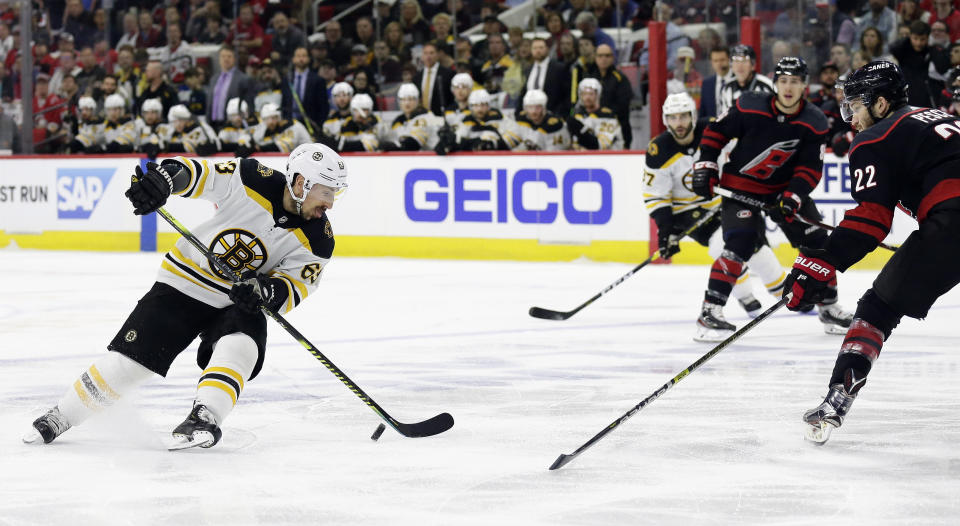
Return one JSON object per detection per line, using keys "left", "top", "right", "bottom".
{"left": 549, "top": 453, "right": 576, "bottom": 470}
{"left": 529, "top": 305, "right": 575, "bottom": 320}
{"left": 392, "top": 412, "right": 455, "bottom": 438}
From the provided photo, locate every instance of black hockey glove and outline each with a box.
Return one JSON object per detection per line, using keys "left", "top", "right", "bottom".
{"left": 435, "top": 127, "right": 457, "bottom": 155}
{"left": 657, "top": 228, "right": 680, "bottom": 259}
{"left": 235, "top": 144, "right": 255, "bottom": 158}
{"left": 141, "top": 142, "right": 160, "bottom": 161}
{"left": 691, "top": 161, "right": 719, "bottom": 198}
{"left": 125, "top": 162, "right": 174, "bottom": 215}
{"left": 228, "top": 272, "right": 289, "bottom": 314}
{"left": 831, "top": 131, "right": 855, "bottom": 157}
{"left": 565, "top": 115, "right": 585, "bottom": 136}
{"left": 768, "top": 191, "right": 802, "bottom": 225}
{"left": 782, "top": 248, "right": 835, "bottom": 311}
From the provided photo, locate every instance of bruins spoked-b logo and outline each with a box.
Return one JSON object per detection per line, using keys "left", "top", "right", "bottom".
{"left": 208, "top": 229, "right": 268, "bottom": 279}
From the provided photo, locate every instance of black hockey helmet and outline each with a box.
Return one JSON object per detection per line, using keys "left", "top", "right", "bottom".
{"left": 730, "top": 44, "right": 756, "bottom": 63}
{"left": 838, "top": 61, "right": 908, "bottom": 122}
{"left": 947, "top": 66, "right": 960, "bottom": 89}
{"left": 774, "top": 56, "right": 808, "bottom": 83}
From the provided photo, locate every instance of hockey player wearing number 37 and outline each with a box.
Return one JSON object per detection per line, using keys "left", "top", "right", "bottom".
{"left": 691, "top": 56, "right": 854, "bottom": 342}
{"left": 24, "top": 143, "right": 347, "bottom": 450}
{"left": 788, "top": 61, "right": 960, "bottom": 444}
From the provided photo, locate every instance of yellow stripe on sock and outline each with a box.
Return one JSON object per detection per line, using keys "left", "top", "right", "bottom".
{"left": 736, "top": 272, "right": 749, "bottom": 285}
{"left": 88, "top": 365, "right": 120, "bottom": 400}
{"left": 73, "top": 379, "right": 99, "bottom": 411}
{"left": 204, "top": 367, "right": 244, "bottom": 390}
{"left": 199, "top": 380, "right": 237, "bottom": 405}
{"left": 766, "top": 272, "right": 787, "bottom": 290}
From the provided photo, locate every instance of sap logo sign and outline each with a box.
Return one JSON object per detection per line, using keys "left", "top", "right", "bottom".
{"left": 57, "top": 168, "right": 116, "bottom": 219}
{"left": 404, "top": 168, "right": 612, "bottom": 224}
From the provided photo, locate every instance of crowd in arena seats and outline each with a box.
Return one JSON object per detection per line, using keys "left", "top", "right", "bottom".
{"left": 5, "top": 0, "right": 960, "bottom": 155}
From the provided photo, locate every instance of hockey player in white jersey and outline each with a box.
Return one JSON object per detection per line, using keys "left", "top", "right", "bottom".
{"left": 443, "top": 72, "right": 474, "bottom": 130}
{"left": 568, "top": 78, "right": 623, "bottom": 150}
{"left": 337, "top": 94, "right": 391, "bottom": 152}
{"left": 217, "top": 97, "right": 255, "bottom": 155}
{"left": 69, "top": 94, "right": 137, "bottom": 153}
{"left": 513, "top": 89, "right": 571, "bottom": 151}
{"left": 388, "top": 83, "right": 444, "bottom": 151}
{"left": 644, "top": 93, "right": 787, "bottom": 339}
{"left": 134, "top": 98, "right": 166, "bottom": 160}
{"left": 24, "top": 143, "right": 347, "bottom": 449}
{"left": 66, "top": 96, "right": 102, "bottom": 153}
{"left": 322, "top": 82, "right": 354, "bottom": 140}
{"left": 251, "top": 102, "right": 313, "bottom": 154}
{"left": 446, "top": 89, "right": 519, "bottom": 151}
{"left": 165, "top": 104, "right": 220, "bottom": 155}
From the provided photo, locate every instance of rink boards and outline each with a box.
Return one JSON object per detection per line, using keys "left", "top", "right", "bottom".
{"left": 0, "top": 152, "right": 912, "bottom": 269}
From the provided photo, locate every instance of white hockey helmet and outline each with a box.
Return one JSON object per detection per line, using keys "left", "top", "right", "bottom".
{"left": 577, "top": 77, "right": 602, "bottom": 97}
{"left": 285, "top": 143, "right": 349, "bottom": 213}
{"left": 467, "top": 88, "right": 491, "bottom": 106}
{"left": 78, "top": 96, "right": 97, "bottom": 111}
{"left": 332, "top": 81, "right": 355, "bottom": 97}
{"left": 451, "top": 72, "right": 473, "bottom": 90}
{"left": 260, "top": 102, "right": 281, "bottom": 119}
{"left": 397, "top": 82, "right": 420, "bottom": 101}
{"left": 523, "top": 89, "right": 548, "bottom": 108}
{"left": 661, "top": 92, "right": 697, "bottom": 135}
{"left": 167, "top": 104, "right": 192, "bottom": 121}
{"left": 141, "top": 98, "right": 162, "bottom": 114}
{"left": 349, "top": 93, "right": 374, "bottom": 117}
{"left": 226, "top": 97, "right": 249, "bottom": 117}
{"left": 104, "top": 94, "right": 126, "bottom": 110}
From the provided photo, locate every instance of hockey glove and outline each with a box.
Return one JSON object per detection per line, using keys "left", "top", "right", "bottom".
{"left": 831, "top": 131, "right": 855, "bottom": 157}
{"left": 235, "top": 144, "right": 255, "bottom": 158}
{"left": 125, "top": 162, "right": 174, "bottom": 215}
{"left": 141, "top": 142, "right": 160, "bottom": 161}
{"left": 691, "top": 161, "right": 719, "bottom": 198}
{"left": 658, "top": 228, "right": 681, "bottom": 259}
{"left": 782, "top": 248, "right": 836, "bottom": 311}
{"left": 228, "top": 272, "right": 289, "bottom": 314}
{"left": 769, "top": 191, "right": 802, "bottom": 225}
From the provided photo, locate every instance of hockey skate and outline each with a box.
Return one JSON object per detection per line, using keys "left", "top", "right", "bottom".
{"left": 169, "top": 404, "right": 222, "bottom": 450}
{"left": 818, "top": 303, "right": 853, "bottom": 335}
{"left": 738, "top": 295, "right": 763, "bottom": 318}
{"left": 694, "top": 302, "right": 736, "bottom": 342}
{"left": 23, "top": 406, "right": 71, "bottom": 444}
{"left": 803, "top": 369, "right": 866, "bottom": 444}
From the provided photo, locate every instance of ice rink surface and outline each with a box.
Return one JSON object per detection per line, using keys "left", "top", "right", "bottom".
{"left": 2, "top": 249, "right": 960, "bottom": 525}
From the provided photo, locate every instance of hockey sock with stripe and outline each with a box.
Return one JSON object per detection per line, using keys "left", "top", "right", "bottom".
{"left": 195, "top": 333, "right": 258, "bottom": 425}
{"left": 58, "top": 352, "right": 155, "bottom": 427}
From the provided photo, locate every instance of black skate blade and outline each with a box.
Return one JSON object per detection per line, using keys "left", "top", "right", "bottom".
{"left": 548, "top": 453, "right": 575, "bottom": 470}
{"left": 393, "top": 412, "right": 454, "bottom": 438}
{"left": 529, "top": 306, "right": 571, "bottom": 321}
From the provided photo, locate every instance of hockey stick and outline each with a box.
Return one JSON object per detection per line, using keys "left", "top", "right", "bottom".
{"left": 529, "top": 207, "right": 720, "bottom": 321}
{"left": 548, "top": 295, "right": 790, "bottom": 470}
{"left": 714, "top": 187, "right": 899, "bottom": 252}
{"left": 155, "top": 207, "right": 454, "bottom": 438}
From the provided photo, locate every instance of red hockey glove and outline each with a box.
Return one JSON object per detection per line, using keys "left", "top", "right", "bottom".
{"left": 769, "top": 191, "right": 802, "bottom": 225}
{"left": 692, "top": 161, "right": 719, "bottom": 198}
{"left": 783, "top": 248, "right": 836, "bottom": 311}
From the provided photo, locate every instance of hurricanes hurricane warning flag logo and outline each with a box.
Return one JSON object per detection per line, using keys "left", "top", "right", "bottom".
{"left": 208, "top": 229, "right": 268, "bottom": 279}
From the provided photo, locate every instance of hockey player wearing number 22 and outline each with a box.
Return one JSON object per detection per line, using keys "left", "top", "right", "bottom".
{"left": 23, "top": 143, "right": 348, "bottom": 450}
{"left": 691, "top": 56, "right": 854, "bottom": 342}
{"left": 787, "top": 61, "right": 960, "bottom": 444}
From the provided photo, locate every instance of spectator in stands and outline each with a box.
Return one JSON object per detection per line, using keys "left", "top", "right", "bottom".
{"left": 569, "top": 36, "right": 597, "bottom": 110}
{"left": 507, "top": 27, "right": 524, "bottom": 57}
{"left": 158, "top": 24, "right": 193, "bottom": 85}
{"left": 289, "top": 46, "right": 328, "bottom": 132}
{"left": 92, "top": 39, "right": 116, "bottom": 73}
{"left": 95, "top": 75, "right": 125, "bottom": 113}
{"left": 208, "top": 45, "right": 255, "bottom": 124}
{"left": 354, "top": 16, "right": 377, "bottom": 51}
{"left": 318, "top": 59, "right": 338, "bottom": 104}
{"left": 897, "top": 0, "right": 929, "bottom": 26}
{"left": 891, "top": 20, "right": 936, "bottom": 107}
{"left": 808, "top": 61, "right": 839, "bottom": 108}
{"left": 198, "top": 14, "right": 227, "bottom": 45}
{"left": 229, "top": 4, "right": 267, "bottom": 60}
{"left": 700, "top": 46, "right": 731, "bottom": 119}
{"left": 115, "top": 12, "right": 139, "bottom": 50}
{"left": 445, "top": 0, "right": 471, "bottom": 33}
{"left": 59, "top": 74, "right": 80, "bottom": 113}
{"left": 593, "top": 43, "right": 633, "bottom": 148}
{"left": 536, "top": 0, "right": 570, "bottom": 26}
{"left": 545, "top": 12, "right": 570, "bottom": 59}
{"left": 325, "top": 19, "right": 353, "bottom": 70}
{"left": 0, "top": 103, "right": 17, "bottom": 152}
{"left": 850, "top": 49, "right": 869, "bottom": 71}
{"left": 557, "top": 33, "right": 578, "bottom": 67}
{"left": 75, "top": 46, "right": 106, "bottom": 96}
{"left": 768, "top": 40, "right": 792, "bottom": 76}
{"left": 270, "top": 12, "right": 306, "bottom": 70}
{"left": 136, "top": 10, "right": 163, "bottom": 49}
{"left": 372, "top": 40, "right": 403, "bottom": 86}
{"left": 52, "top": 32, "right": 75, "bottom": 64}
{"left": 588, "top": 0, "right": 615, "bottom": 27}
{"left": 930, "top": 0, "right": 960, "bottom": 43}
{"left": 517, "top": 37, "right": 570, "bottom": 116}
{"left": 565, "top": 0, "right": 588, "bottom": 27}
{"left": 91, "top": 9, "right": 108, "bottom": 45}
{"left": 771, "top": 2, "right": 808, "bottom": 43}
{"left": 637, "top": 3, "right": 688, "bottom": 69}
{"left": 413, "top": 42, "right": 454, "bottom": 115}
{"left": 351, "top": 69, "right": 378, "bottom": 103}
{"left": 930, "top": 21, "right": 954, "bottom": 79}
{"left": 830, "top": 43, "right": 852, "bottom": 78}
{"left": 480, "top": 33, "right": 515, "bottom": 95}
{"left": 180, "top": 67, "right": 208, "bottom": 116}
{"left": 856, "top": 0, "right": 898, "bottom": 48}
{"left": 49, "top": 51, "right": 79, "bottom": 96}
{"left": 114, "top": 46, "right": 139, "bottom": 101}
{"left": 383, "top": 21, "right": 410, "bottom": 66}
{"left": 253, "top": 59, "right": 291, "bottom": 116}
{"left": 695, "top": 28, "right": 722, "bottom": 75}
{"left": 184, "top": 0, "right": 214, "bottom": 42}
{"left": 0, "top": 61, "right": 12, "bottom": 101}
{"left": 859, "top": 27, "right": 893, "bottom": 62}
{"left": 575, "top": 12, "right": 615, "bottom": 57}
{"left": 832, "top": 0, "right": 858, "bottom": 48}
{"left": 672, "top": 46, "right": 702, "bottom": 100}
{"left": 33, "top": 73, "right": 64, "bottom": 147}
{"left": 137, "top": 60, "right": 179, "bottom": 117}
{"left": 310, "top": 41, "right": 330, "bottom": 71}
{"left": 455, "top": 36, "right": 481, "bottom": 78}
{"left": 431, "top": 13, "right": 455, "bottom": 55}
{"left": 399, "top": 0, "right": 432, "bottom": 46}
{"left": 62, "top": 0, "right": 94, "bottom": 48}
{"left": 164, "top": 6, "right": 182, "bottom": 35}
{"left": 374, "top": 0, "right": 399, "bottom": 29}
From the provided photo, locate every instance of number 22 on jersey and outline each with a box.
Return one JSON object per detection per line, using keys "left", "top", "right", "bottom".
{"left": 853, "top": 165, "right": 877, "bottom": 192}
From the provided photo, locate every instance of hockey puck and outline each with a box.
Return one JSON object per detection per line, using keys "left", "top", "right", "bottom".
{"left": 371, "top": 423, "right": 386, "bottom": 441}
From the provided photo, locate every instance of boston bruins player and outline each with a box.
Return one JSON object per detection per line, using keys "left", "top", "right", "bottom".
{"left": 449, "top": 89, "right": 519, "bottom": 151}
{"left": 388, "top": 83, "right": 444, "bottom": 151}
{"left": 134, "top": 98, "right": 166, "bottom": 159}
{"left": 66, "top": 97, "right": 102, "bottom": 153}
{"left": 337, "top": 94, "right": 391, "bottom": 152}
{"left": 250, "top": 103, "right": 312, "bottom": 154}
{"left": 165, "top": 104, "right": 220, "bottom": 155}
{"left": 24, "top": 143, "right": 347, "bottom": 449}
{"left": 69, "top": 94, "right": 136, "bottom": 153}
{"left": 217, "top": 97, "right": 255, "bottom": 155}
{"left": 692, "top": 56, "right": 853, "bottom": 340}
{"left": 322, "top": 82, "right": 354, "bottom": 141}
{"left": 513, "top": 89, "right": 571, "bottom": 151}
{"left": 444, "top": 72, "right": 475, "bottom": 131}
{"left": 568, "top": 78, "right": 623, "bottom": 150}
{"left": 645, "top": 92, "right": 787, "bottom": 331}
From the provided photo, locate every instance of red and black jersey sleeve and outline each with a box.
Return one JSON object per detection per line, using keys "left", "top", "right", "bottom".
{"left": 823, "top": 146, "right": 897, "bottom": 271}
{"left": 786, "top": 130, "right": 827, "bottom": 197}
{"left": 697, "top": 108, "right": 739, "bottom": 163}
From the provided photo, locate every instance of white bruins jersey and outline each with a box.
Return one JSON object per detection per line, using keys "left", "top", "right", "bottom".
{"left": 339, "top": 115, "right": 391, "bottom": 152}
{"left": 134, "top": 118, "right": 166, "bottom": 150}
{"left": 72, "top": 117, "right": 102, "bottom": 147}
{"left": 456, "top": 108, "right": 521, "bottom": 148}
{"left": 164, "top": 120, "right": 221, "bottom": 154}
{"left": 76, "top": 117, "right": 136, "bottom": 148}
{"left": 513, "top": 111, "right": 571, "bottom": 151}
{"left": 252, "top": 119, "right": 312, "bottom": 153}
{"left": 156, "top": 156, "right": 334, "bottom": 313}
{"left": 390, "top": 108, "right": 444, "bottom": 149}
{"left": 322, "top": 109, "right": 351, "bottom": 140}
{"left": 571, "top": 105, "right": 623, "bottom": 150}
{"left": 217, "top": 124, "right": 253, "bottom": 151}
{"left": 443, "top": 104, "right": 470, "bottom": 134}
{"left": 254, "top": 88, "right": 283, "bottom": 115}
{"left": 643, "top": 117, "right": 720, "bottom": 215}
{"left": 717, "top": 73, "right": 775, "bottom": 116}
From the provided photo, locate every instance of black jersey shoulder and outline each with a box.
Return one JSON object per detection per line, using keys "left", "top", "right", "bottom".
{"left": 848, "top": 106, "right": 929, "bottom": 156}
{"left": 292, "top": 213, "right": 335, "bottom": 259}
{"left": 735, "top": 91, "right": 776, "bottom": 115}
{"left": 239, "top": 158, "right": 286, "bottom": 213}
{"left": 793, "top": 100, "right": 829, "bottom": 135}
{"left": 540, "top": 114, "right": 565, "bottom": 133}
{"left": 595, "top": 107, "right": 618, "bottom": 119}
{"left": 645, "top": 131, "right": 681, "bottom": 168}
{"left": 392, "top": 108, "right": 429, "bottom": 127}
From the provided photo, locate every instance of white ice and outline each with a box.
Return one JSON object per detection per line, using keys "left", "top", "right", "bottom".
{"left": 2, "top": 249, "right": 960, "bottom": 525}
